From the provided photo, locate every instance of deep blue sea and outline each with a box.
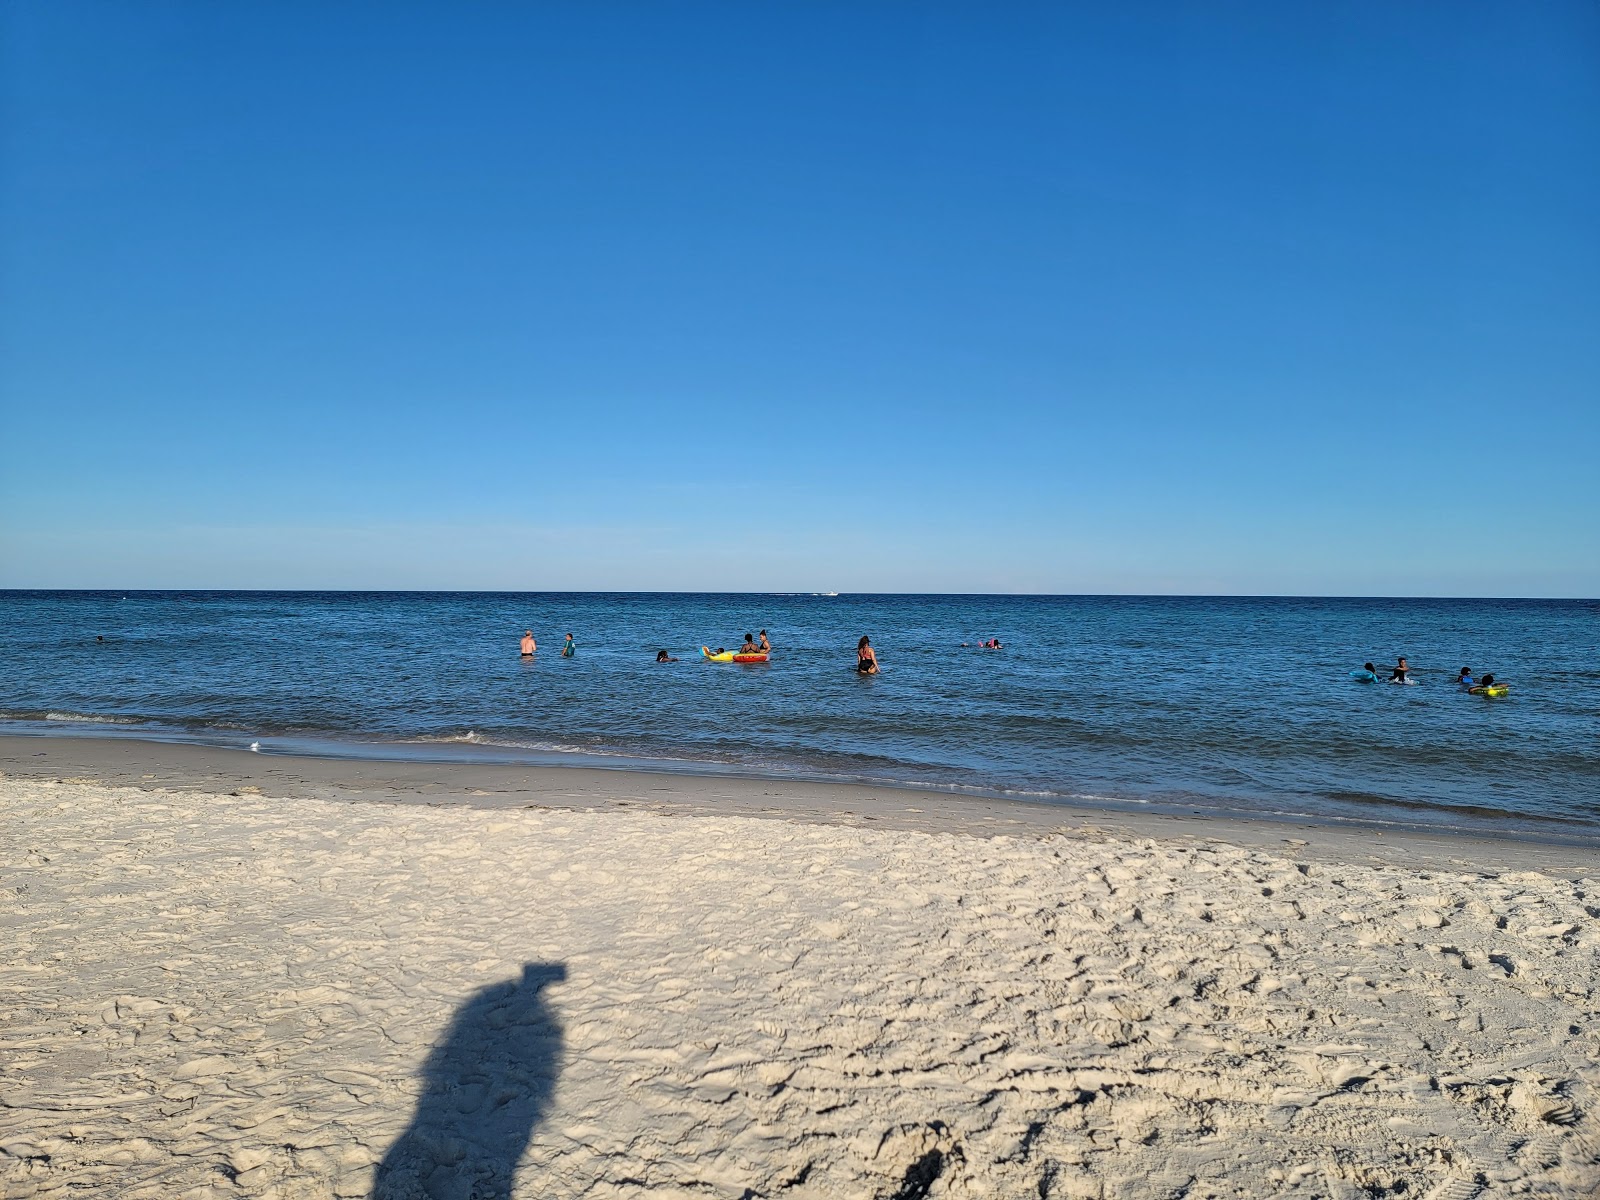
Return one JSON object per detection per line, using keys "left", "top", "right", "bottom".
{"left": 3, "top": 591, "right": 1597, "bottom": 838}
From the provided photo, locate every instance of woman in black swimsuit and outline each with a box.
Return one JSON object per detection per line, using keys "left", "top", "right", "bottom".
{"left": 856, "top": 635, "right": 879, "bottom": 675}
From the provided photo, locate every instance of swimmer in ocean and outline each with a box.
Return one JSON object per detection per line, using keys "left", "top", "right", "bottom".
{"left": 1457, "top": 667, "right": 1475, "bottom": 687}
{"left": 739, "top": 633, "right": 760, "bottom": 654}
{"left": 1389, "top": 656, "right": 1411, "bottom": 684}
{"left": 856, "top": 635, "right": 879, "bottom": 675}
{"left": 656, "top": 650, "right": 678, "bottom": 663}
{"left": 520, "top": 630, "right": 536, "bottom": 657}
{"left": 758, "top": 629, "right": 770, "bottom": 653}
{"left": 562, "top": 633, "right": 575, "bottom": 657}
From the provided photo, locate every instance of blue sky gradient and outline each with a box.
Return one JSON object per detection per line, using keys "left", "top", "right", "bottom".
{"left": 3, "top": 2, "right": 1597, "bottom": 594}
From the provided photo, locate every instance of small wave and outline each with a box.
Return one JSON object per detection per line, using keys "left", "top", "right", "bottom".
{"left": 1061, "top": 790, "right": 1151, "bottom": 805}
{"left": 403, "top": 733, "right": 717, "bottom": 761}
{"left": 42, "top": 711, "right": 145, "bottom": 725}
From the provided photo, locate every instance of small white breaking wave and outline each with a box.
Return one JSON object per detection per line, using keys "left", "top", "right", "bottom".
{"left": 405, "top": 732, "right": 662, "bottom": 759}
{"left": 1060, "top": 790, "right": 1151, "bottom": 805}
{"left": 43, "top": 711, "right": 143, "bottom": 725}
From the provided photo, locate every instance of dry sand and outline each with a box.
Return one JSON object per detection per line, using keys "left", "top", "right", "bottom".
{"left": 1, "top": 737, "right": 1597, "bottom": 1198}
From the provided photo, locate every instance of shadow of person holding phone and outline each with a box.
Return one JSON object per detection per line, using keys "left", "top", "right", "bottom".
{"left": 373, "top": 962, "right": 566, "bottom": 1200}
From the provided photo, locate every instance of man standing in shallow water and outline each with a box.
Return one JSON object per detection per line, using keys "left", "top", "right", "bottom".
{"left": 520, "top": 631, "right": 536, "bottom": 657}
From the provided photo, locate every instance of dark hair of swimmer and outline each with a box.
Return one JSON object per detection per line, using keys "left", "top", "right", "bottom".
{"left": 858, "top": 635, "right": 871, "bottom": 649}
{"left": 745, "top": 632, "right": 753, "bottom": 641}
{"left": 1481, "top": 673, "right": 1495, "bottom": 686}
{"left": 657, "top": 650, "right": 669, "bottom": 661}
{"left": 1364, "top": 663, "right": 1375, "bottom": 673}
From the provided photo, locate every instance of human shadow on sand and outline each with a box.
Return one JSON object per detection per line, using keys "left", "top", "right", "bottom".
{"left": 373, "top": 962, "right": 566, "bottom": 1200}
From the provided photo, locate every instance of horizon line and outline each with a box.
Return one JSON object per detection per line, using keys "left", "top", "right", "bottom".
{"left": 2, "top": 588, "right": 1595, "bottom": 603}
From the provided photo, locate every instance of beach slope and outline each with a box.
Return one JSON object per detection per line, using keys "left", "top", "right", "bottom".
{"left": 2, "top": 758, "right": 1597, "bottom": 1197}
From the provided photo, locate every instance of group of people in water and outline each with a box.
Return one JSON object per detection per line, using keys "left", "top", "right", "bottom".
{"left": 698, "top": 630, "right": 772, "bottom": 659}
{"left": 1355, "top": 657, "right": 1506, "bottom": 694}
{"left": 519, "top": 631, "right": 575, "bottom": 658}
{"left": 518, "top": 630, "right": 1507, "bottom": 694}
{"left": 520, "top": 627, "right": 887, "bottom": 674}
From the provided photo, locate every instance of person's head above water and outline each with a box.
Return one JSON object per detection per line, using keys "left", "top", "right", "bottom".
{"left": 1364, "top": 663, "right": 1376, "bottom": 673}
{"left": 656, "top": 650, "right": 670, "bottom": 662}
{"left": 1481, "top": 673, "right": 1495, "bottom": 686}
{"left": 745, "top": 632, "right": 754, "bottom": 642}
{"left": 858, "top": 635, "right": 871, "bottom": 649}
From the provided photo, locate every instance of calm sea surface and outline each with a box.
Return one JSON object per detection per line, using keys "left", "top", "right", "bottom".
{"left": 3, "top": 591, "right": 1597, "bottom": 838}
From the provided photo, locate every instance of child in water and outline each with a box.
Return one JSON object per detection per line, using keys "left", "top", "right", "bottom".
{"left": 562, "top": 633, "right": 575, "bottom": 657}
{"left": 1457, "top": 667, "right": 1475, "bottom": 687}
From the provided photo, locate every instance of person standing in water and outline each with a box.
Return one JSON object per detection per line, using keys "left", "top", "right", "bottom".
{"left": 562, "top": 633, "right": 575, "bottom": 657}
{"left": 1389, "top": 656, "right": 1411, "bottom": 684}
{"left": 520, "top": 631, "right": 536, "bottom": 657}
{"left": 856, "top": 635, "right": 879, "bottom": 675}
{"left": 758, "top": 629, "right": 770, "bottom": 653}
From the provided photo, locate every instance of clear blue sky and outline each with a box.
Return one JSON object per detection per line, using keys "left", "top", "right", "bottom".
{"left": 2, "top": 2, "right": 1596, "bottom": 595}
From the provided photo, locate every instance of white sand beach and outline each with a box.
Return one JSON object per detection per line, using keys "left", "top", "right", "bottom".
{"left": 2, "top": 738, "right": 1597, "bottom": 1198}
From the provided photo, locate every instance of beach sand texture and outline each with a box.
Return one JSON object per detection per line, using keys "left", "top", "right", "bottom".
{"left": 3, "top": 775, "right": 1598, "bottom": 1199}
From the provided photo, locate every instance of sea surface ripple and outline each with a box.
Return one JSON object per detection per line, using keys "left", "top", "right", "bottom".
{"left": 2, "top": 591, "right": 1596, "bottom": 838}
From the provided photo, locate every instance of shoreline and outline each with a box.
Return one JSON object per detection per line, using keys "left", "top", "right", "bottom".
{"left": 4, "top": 732, "right": 1598, "bottom": 876}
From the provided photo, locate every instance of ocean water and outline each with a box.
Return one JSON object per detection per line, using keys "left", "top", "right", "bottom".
{"left": 2, "top": 591, "right": 1597, "bottom": 839}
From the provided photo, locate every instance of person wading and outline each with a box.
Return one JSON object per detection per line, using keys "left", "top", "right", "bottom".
{"left": 856, "top": 636, "right": 879, "bottom": 675}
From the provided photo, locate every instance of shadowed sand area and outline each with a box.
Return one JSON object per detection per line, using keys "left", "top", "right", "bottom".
{"left": 1, "top": 735, "right": 1597, "bottom": 1197}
